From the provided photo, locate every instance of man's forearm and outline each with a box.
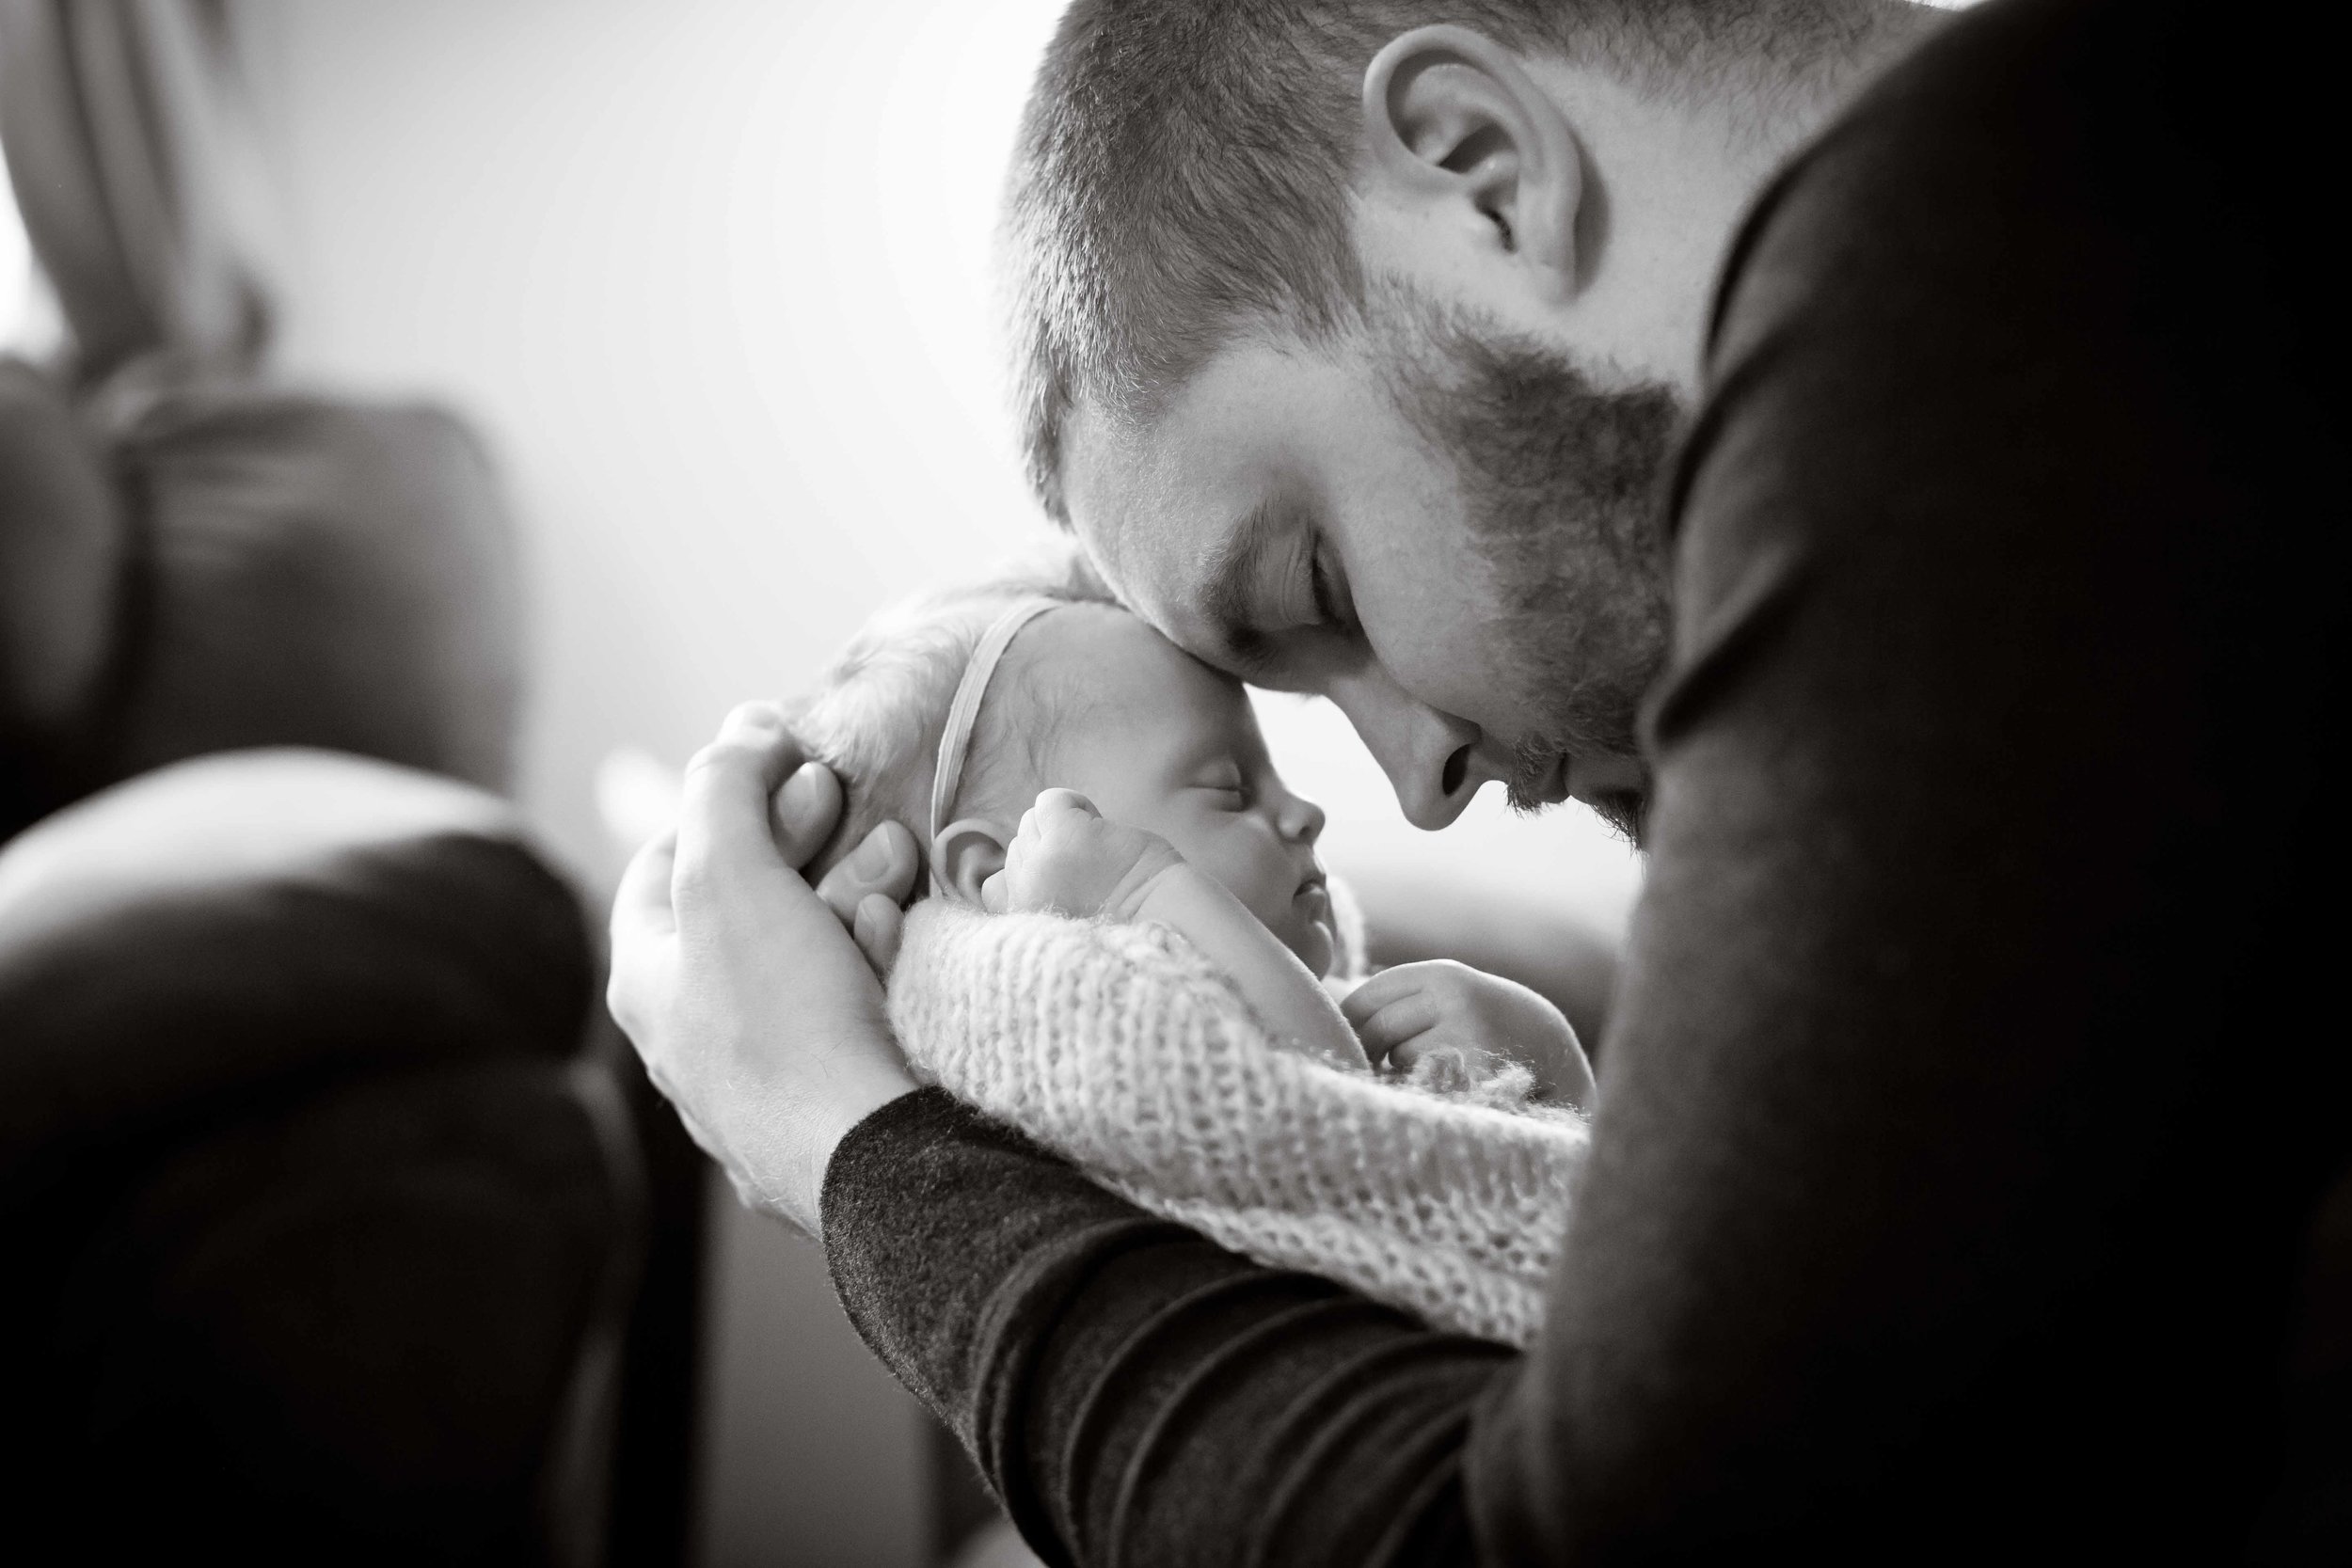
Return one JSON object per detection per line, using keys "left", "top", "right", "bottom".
{"left": 823, "top": 1088, "right": 1511, "bottom": 1567}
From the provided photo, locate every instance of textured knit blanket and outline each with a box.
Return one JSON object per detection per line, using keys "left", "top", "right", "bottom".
{"left": 886, "top": 898, "right": 1590, "bottom": 1346}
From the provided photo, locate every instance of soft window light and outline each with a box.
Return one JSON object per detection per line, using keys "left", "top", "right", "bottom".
{"left": 0, "top": 141, "right": 61, "bottom": 357}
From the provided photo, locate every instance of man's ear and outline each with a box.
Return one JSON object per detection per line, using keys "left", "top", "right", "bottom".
{"left": 1360, "top": 24, "right": 1583, "bottom": 293}
{"left": 931, "top": 816, "right": 1008, "bottom": 907}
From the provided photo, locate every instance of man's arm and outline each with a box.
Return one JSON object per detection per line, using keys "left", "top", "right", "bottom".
{"left": 608, "top": 705, "right": 925, "bottom": 1235}
{"left": 824, "top": 1088, "right": 1510, "bottom": 1567}
{"left": 627, "top": 1, "right": 2341, "bottom": 1560}
{"left": 826, "top": 2, "right": 2339, "bottom": 1561}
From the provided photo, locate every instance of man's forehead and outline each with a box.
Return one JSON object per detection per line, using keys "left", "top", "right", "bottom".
{"left": 1060, "top": 332, "right": 1369, "bottom": 672}
{"left": 1061, "top": 394, "right": 1238, "bottom": 637}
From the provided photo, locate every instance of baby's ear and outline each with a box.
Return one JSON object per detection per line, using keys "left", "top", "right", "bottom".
{"left": 932, "top": 817, "right": 1009, "bottom": 906}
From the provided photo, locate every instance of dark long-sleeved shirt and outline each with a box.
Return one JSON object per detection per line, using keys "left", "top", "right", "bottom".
{"left": 823, "top": 0, "right": 2352, "bottom": 1559}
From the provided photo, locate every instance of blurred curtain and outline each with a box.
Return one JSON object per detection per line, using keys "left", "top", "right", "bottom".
{"left": 0, "top": 0, "right": 274, "bottom": 387}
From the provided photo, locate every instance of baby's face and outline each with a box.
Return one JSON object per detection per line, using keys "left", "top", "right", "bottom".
{"left": 1017, "top": 608, "right": 1335, "bottom": 974}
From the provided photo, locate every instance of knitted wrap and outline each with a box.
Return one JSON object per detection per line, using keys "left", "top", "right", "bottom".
{"left": 886, "top": 898, "right": 1590, "bottom": 1346}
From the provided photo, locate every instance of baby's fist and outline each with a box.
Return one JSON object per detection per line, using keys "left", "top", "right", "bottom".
{"left": 1341, "top": 959, "right": 1596, "bottom": 1108}
{"left": 995, "top": 789, "right": 1184, "bottom": 920}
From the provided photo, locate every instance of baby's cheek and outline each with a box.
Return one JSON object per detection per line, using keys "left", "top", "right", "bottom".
{"left": 1229, "top": 863, "right": 1299, "bottom": 934}
{"left": 1203, "top": 850, "right": 1297, "bottom": 931}
{"left": 1156, "top": 821, "right": 1245, "bottom": 893}
{"left": 1163, "top": 823, "right": 1313, "bottom": 953}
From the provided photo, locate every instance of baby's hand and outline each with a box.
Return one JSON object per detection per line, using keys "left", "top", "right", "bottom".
{"left": 993, "top": 788, "right": 1185, "bottom": 921}
{"left": 1341, "top": 959, "right": 1596, "bottom": 1109}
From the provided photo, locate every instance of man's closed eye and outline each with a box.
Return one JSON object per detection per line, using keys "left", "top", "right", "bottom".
{"left": 1309, "top": 542, "right": 1358, "bottom": 637}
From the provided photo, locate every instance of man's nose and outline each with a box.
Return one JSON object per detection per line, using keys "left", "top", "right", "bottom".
{"left": 1325, "top": 669, "right": 1488, "bottom": 830}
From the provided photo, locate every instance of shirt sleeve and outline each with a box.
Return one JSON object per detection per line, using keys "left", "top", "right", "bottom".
{"left": 823, "top": 0, "right": 2344, "bottom": 1561}
{"left": 823, "top": 1087, "right": 1510, "bottom": 1567}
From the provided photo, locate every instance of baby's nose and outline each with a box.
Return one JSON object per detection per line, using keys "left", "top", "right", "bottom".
{"left": 1280, "top": 793, "right": 1326, "bottom": 845}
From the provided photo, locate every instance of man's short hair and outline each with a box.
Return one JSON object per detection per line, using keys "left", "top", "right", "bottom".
{"left": 1002, "top": 0, "right": 1878, "bottom": 520}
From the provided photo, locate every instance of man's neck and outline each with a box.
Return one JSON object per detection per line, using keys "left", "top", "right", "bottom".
{"left": 1527, "top": 3, "right": 1947, "bottom": 394}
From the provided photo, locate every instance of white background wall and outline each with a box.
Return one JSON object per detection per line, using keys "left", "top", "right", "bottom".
{"left": 230, "top": 3, "right": 1642, "bottom": 1562}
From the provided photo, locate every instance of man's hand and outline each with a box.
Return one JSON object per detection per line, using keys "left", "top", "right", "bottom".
{"left": 996, "top": 788, "right": 1184, "bottom": 920}
{"left": 1342, "top": 959, "right": 1597, "bottom": 1108}
{"left": 608, "top": 701, "right": 924, "bottom": 1236}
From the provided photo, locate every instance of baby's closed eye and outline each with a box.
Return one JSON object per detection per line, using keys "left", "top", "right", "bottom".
{"left": 1193, "top": 764, "right": 1249, "bottom": 804}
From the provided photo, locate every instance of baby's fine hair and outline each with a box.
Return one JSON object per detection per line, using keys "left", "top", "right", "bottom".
{"left": 796, "top": 539, "right": 1115, "bottom": 880}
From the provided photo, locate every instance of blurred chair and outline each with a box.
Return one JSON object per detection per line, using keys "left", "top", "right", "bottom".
{"left": 0, "top": 3, "right": 704, "bottom": 1561}
{"left": 0, "top": 350, "right": 708, "bottom": 1567}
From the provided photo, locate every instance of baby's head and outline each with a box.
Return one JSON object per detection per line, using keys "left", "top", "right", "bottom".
{"left": 801, "top": 555, "right": 1339, "bottom": 975}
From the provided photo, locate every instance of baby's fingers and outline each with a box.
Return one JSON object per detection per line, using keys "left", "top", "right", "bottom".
{"left": 1341, "top": 964, "right": 1431, "bottom": 1028}
{"left": 1347, "top": 990, "right": 1444, "bottom": 1065}
{"left": 1032, "top": 787, "right": 1101, "bottom": 824}
{"left": 1385, "top": 1036, "right": 1452, "bottom": 1074}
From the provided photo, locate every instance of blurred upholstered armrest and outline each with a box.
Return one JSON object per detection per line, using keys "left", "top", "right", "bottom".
{"left": 0, "top": 748, "right": 634, "bottom": 1560}
{"left": 0, "top": 746, "right": 596, "bottom": 1197}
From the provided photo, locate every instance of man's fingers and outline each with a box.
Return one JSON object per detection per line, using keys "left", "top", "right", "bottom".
{"left": 677, "top": 703, "right": 811, "bottom": 895}
{"left": 613, "top": 828, "right": 680, "bottom": 941}
{"left": 608, "top": 828, "right": 679, "bottom": 1039}
{"left": 720, "top": 699, "right": 805, "bottom": 776}
{"left": 852, "top": 893, "right": 904, "bottom": 976}
{"left": 814, "top": 820, "right": 920, "bottom": 927}
{"left": 770, "top": 761, "right": 843, "bottom": 868}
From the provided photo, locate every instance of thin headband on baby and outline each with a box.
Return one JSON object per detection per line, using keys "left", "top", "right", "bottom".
{"left": 927, "top": 596, "right": 1061, "bottom": 895}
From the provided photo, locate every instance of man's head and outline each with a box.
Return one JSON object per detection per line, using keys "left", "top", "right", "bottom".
{"left": 1003, "top": 0, "right": 1923, "bottom": 835}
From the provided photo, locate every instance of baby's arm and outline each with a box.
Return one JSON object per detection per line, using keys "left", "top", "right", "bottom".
{"left": 1343, "top": 961, "right": 1596, "bottom": 1109}
{"left": 994, "top": 790, "right": 1367, "bottom": 1071}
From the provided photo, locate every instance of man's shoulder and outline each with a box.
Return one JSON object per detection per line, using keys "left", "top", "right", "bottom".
{"left": 1801, "top": 0, "right": 2202, "bottom": 197}
{"left": 1707, "top": 0, "right": 2298, "bottom": 370}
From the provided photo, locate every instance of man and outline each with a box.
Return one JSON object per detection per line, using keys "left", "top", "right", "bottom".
{"left": 615, "top": 0, "right": 2348, "bottom": 1560}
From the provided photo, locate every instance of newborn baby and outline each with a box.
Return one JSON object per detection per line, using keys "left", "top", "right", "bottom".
{"left": 797, "top": 561, "right": 1593, "bottom": 1343}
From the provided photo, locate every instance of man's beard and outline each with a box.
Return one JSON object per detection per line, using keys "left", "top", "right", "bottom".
{"left": 1383, "top": 293, "right": 1683, "bottom": 845}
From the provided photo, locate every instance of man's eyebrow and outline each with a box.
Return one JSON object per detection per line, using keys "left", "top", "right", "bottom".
{"left": 1198, "top": 499, "right": 1287, "bottom": 675}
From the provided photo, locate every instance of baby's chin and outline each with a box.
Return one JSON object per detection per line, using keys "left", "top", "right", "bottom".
{"left": 1277, "top": 902, "right": 1337, "bottom": 979}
